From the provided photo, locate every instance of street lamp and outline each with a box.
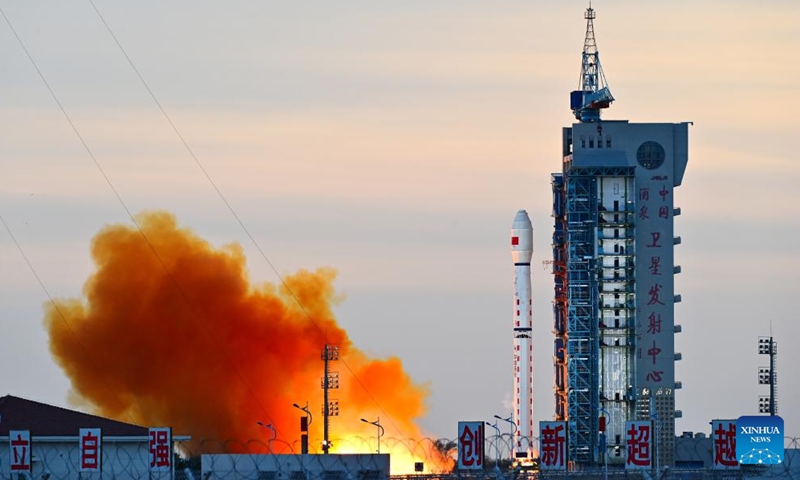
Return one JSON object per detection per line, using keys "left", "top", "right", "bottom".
{"left": 292, "top": 402, "right": 313, "bottom": 426}
{"left": 256, "top": 422, "right": 277, "bottom": 454}
{"left": 494, "top": 414, "right": 517, "bottom": 458}
{"left": 360, "top": 417, "right": 385, "bottom": 454}
{"left": 485, "top": 421, "right": 503, "bottom": 479}
{"left": 293, "top": 402, "right": 312, "bottom": 454}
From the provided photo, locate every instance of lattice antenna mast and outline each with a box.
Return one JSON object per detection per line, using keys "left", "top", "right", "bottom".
{"left": 571, "top": 4, "right": 615, "bottom": 122}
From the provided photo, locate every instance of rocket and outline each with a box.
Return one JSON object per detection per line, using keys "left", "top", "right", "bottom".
{"left": 511, "top": 210, "right": 533, "bottom": 457}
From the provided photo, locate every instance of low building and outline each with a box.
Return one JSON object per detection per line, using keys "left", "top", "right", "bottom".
{"left": 201, "top": 453, "right": 390, "bottom": 480}
{"left": 0, "top": 395, "right": 187, "bottom": 479}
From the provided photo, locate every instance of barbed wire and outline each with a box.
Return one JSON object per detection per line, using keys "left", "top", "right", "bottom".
{"left": 1, "top": 436, "right": 798, "bottom": 479}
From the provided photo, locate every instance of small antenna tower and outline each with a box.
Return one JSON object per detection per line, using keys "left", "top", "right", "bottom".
{"left": 570, "top": 3, "right": 615, "bottom": 122}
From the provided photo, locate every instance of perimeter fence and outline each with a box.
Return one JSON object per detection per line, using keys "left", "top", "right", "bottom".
{"left": 0, "top": 436, "right": 798, "bottom": 479}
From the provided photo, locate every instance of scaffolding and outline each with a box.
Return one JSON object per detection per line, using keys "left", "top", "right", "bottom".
{"left": 551, "top": 174, "right": 568, "bottom": 422}
{"left": 564, "top": 168, "right": 599, "bottom": 465}
{"left": 557, "top": 164, "right": 636, "bottom": 466}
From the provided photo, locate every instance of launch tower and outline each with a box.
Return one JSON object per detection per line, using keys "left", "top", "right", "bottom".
{"left": 551, "top": 5, "right": 688, "bottom": 469}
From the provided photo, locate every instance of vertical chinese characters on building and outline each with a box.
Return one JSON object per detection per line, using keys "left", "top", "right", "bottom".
{"left": 9, "top": 430, "right": 31, "bottom": 473}
{"left": 625, "top": 421, "right": 651, "bottom": 470}
{"left": 637, "top": 180, "right": 671, "bottom": 389}
{"left": 539, "top": 421, "right": 567, "bottom": 470}
{"left": 80, "top": 428, "right": 102, "bottom": 472}
{"left": 457, "top": 421, "right": 484, "bottom": 470}
{"left": 149, "top": 427, "right": 172, "bottom": 472}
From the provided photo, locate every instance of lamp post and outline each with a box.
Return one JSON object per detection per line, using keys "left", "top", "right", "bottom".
{"left": 486, "top": 420, "right": 503, "bottom": 478}
{"left": 256, "top": 422, "right": 277, "bottom": 454}
{"left": 494, "top": 414, "right": 517, "bottom": 458}
{"left": 360, "top": 417, "right": 385, "bottom": 454}
{"left": 652, "top": 410, "right": 661, "bottom": 480}
{"left": 292, "top": 402, "right": 313, "bottom": 425}
{"left": 292, "top": 402, "right": 312, "bottom": 454}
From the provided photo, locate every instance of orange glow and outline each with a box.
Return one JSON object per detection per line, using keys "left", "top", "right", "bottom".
{"left": 44, "top": 211, "right": 454, "bottom": 474}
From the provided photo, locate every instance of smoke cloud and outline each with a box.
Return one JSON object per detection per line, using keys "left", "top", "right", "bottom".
{"left": 44, "top": 211, "right": 451, "bottom": 471}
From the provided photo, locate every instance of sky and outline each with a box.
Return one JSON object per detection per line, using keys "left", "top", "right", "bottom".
{"left": 1, "top": 0, "right": 800, "bottom": 446}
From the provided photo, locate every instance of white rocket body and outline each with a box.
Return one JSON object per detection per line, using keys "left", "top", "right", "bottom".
{"left": 511, "top": 210, "right": 533, "bottom": 457}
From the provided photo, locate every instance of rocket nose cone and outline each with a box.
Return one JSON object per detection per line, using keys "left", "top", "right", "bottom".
{"left": 512, "top": 209, "right": 533, "bottom": 231}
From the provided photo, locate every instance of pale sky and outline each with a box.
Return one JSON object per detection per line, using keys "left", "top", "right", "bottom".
{"left": 1, "top": 0, "right": 799, "bottom": 445}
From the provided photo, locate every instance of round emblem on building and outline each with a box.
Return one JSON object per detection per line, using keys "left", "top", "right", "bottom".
{"left": 636, "top": 141, "right": 665, "bottom": 170}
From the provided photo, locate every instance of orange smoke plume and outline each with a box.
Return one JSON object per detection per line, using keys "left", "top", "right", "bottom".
{"left": 44, "top": 211, "right": 453, "bottom": 473}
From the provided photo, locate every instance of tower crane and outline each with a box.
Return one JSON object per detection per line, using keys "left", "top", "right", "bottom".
{"left": 570, "top": 4, "right": 614, "bottom": 122}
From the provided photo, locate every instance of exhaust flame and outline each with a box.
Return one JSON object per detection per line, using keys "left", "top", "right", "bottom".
{"left": 44, "top": 211, "right": 454, "bottom": 473}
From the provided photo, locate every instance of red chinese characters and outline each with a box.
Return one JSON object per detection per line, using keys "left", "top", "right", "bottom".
{"left": 647, "top": 341, "right": 662, "bottom": 365}
{"left": 647, "top": 284, "right": 665, "bottom": 305}
{"left": 649, "top": 256, "right": 661, "bottom": 276}
{"left": 149, "top": 427, "right": 172, "bottom": 471}
{"left": 646, "top": 232, "right": 662, "bottom": 248}
{"left": 9, "top": 430, "right": 31, "bottom": 472}
{"left": 712, "top": 420, "right": 738, "bottom": 469}
{"left": 457, "top": 421, "right": 484, "bottom": 469}
{"left": 625, "top": 421, "right": 651, "bottom": 469}
{"left": 80, "top": 428, "right": 102, "bottom": 472}
{"left": 647, "top": 312, "right": 662, "bottom": 334}
{"left": 539, "top": 421, "right": 567, "bottom": 470}
{"left": 638, "top": 172, "right": 672, "bottom": 389}
{"left": 646, "top": 371, "right": 663, "bottom": 382}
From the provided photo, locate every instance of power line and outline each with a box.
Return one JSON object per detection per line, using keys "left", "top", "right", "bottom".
{"left": 87, "top": 1, "right": 404, "bottom": 438}
{"left": 0, "top": 2, "right": 285, "bottom": 439}
{"left": 0, "top": 213, "right": 140, "bottom": 426}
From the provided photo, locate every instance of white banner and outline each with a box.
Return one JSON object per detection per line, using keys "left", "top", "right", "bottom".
{"left": 625, "top": 421, "right": 651, "bottom": 470}
{"left": 80, "top": 428, "right": 102, "bottom": 472}
{"left": 149, "top": 427, "right": 172, "bottom": 472}
{"left": 457, "top": 421, "right": 484, "bottom": 470}
{"left": 539, "top": 421, "right": 567, "bottom": 470}
{"left": 9, "top": 430, "right": 31, "bottom": 473}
